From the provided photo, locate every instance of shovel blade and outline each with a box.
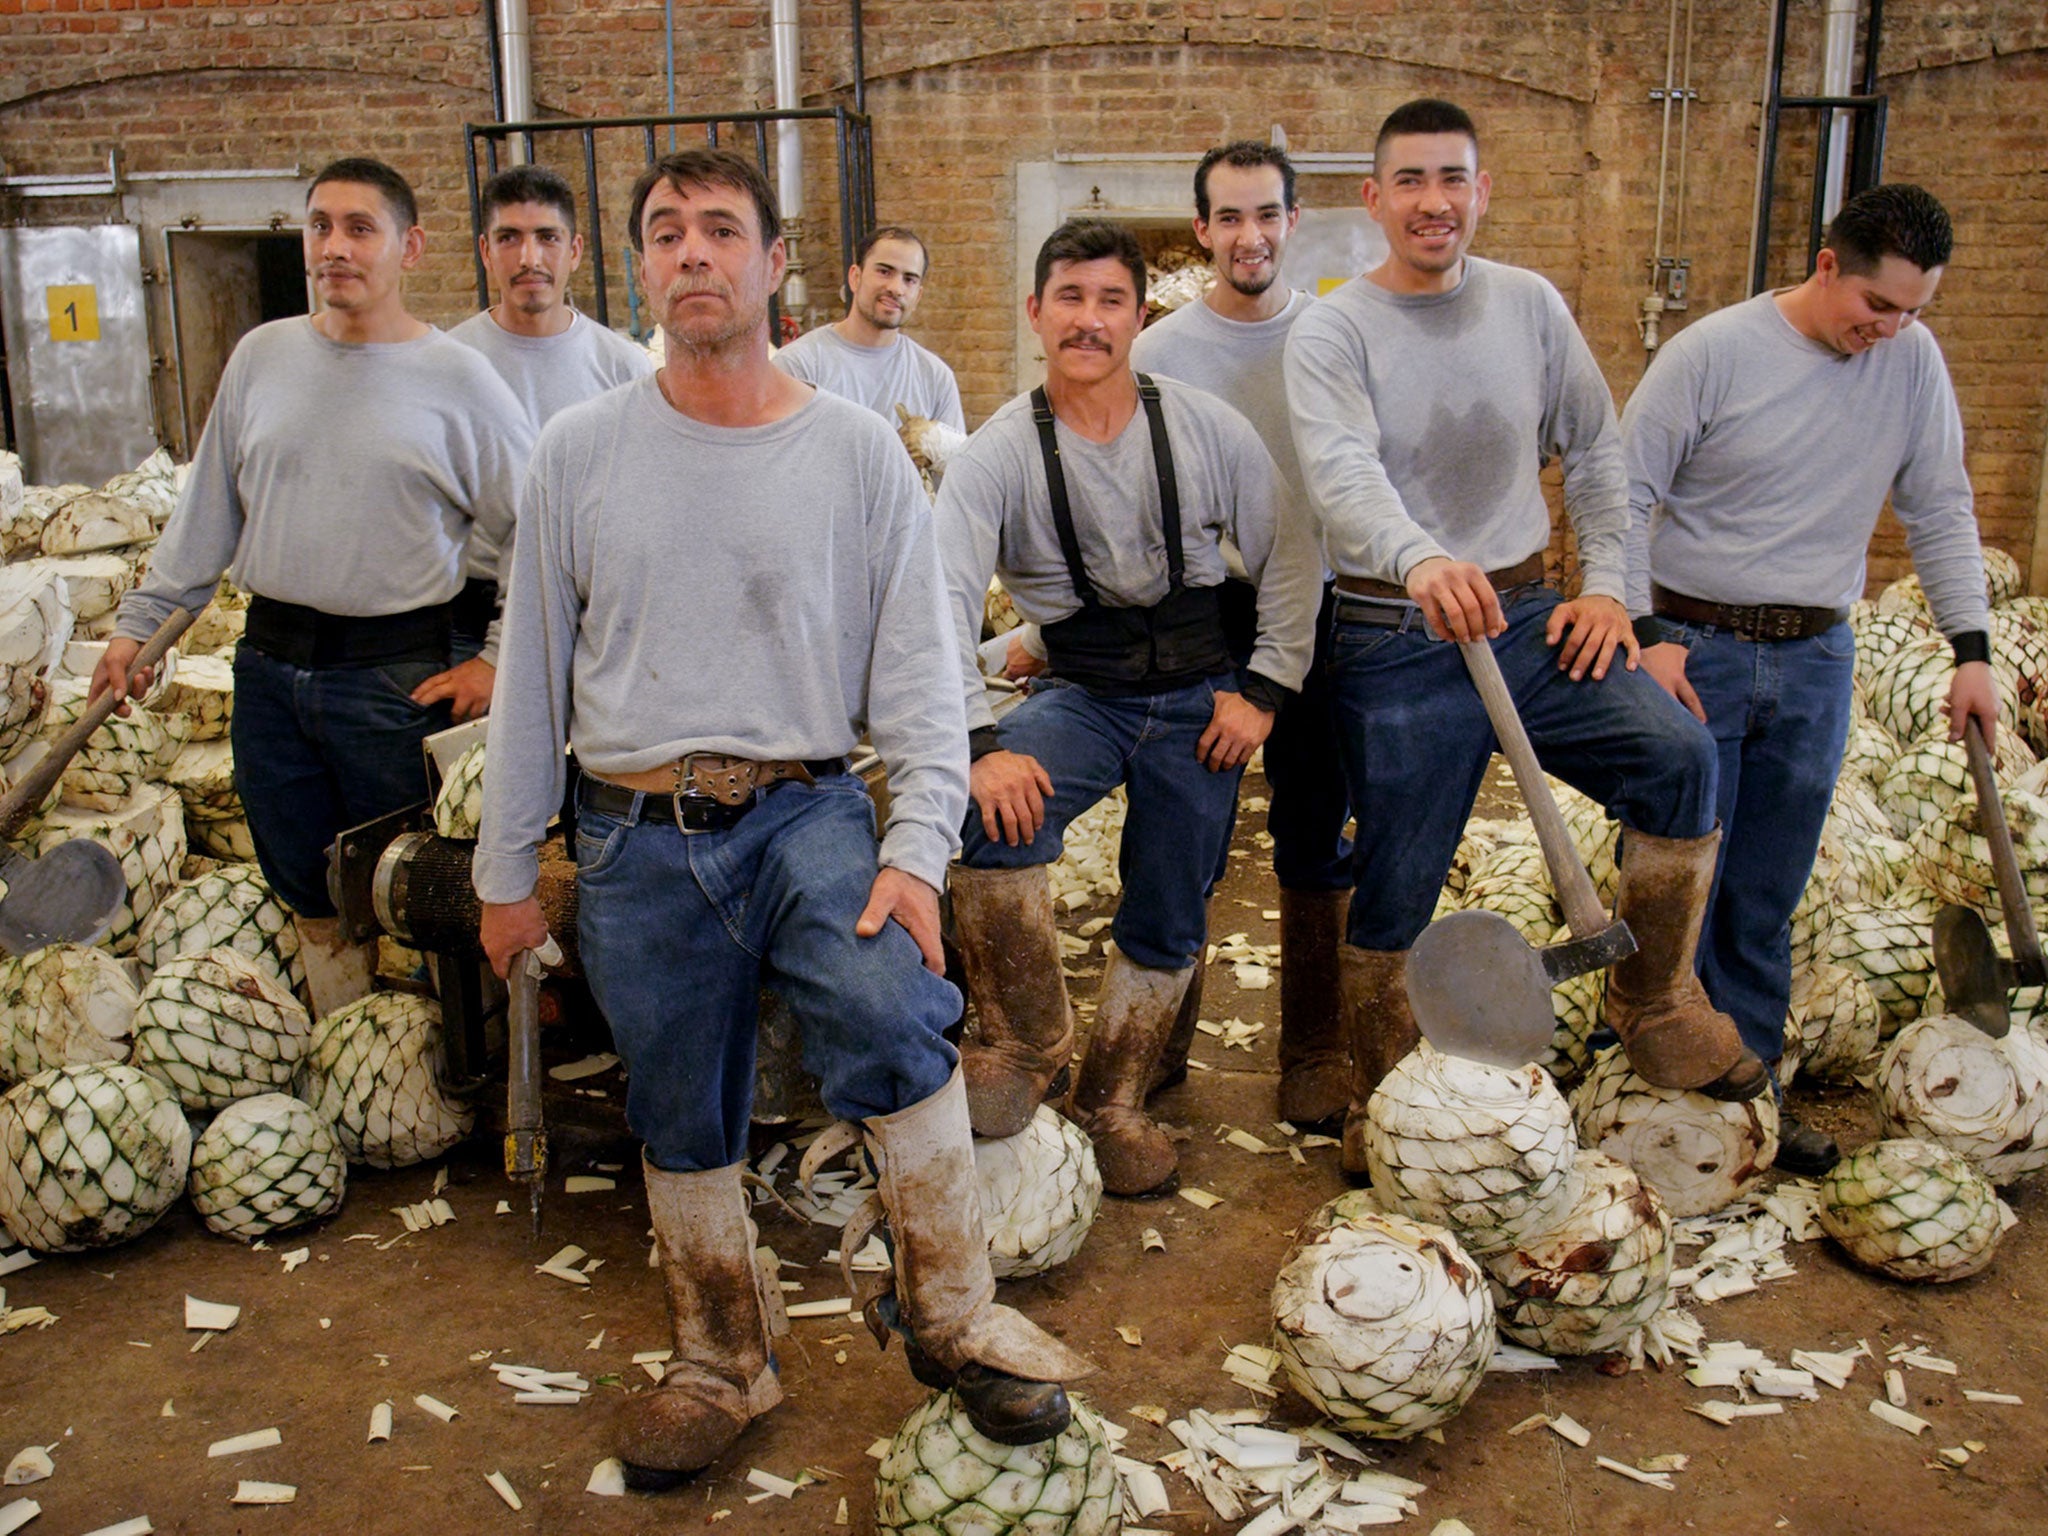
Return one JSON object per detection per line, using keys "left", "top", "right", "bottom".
{"left": 1932, "top": 903, "right": 2014, "bottom": 1038}
{"left": 0, "top": 839, "right": 127, "bottom": 955}
{"left": 1406, "top": 909, "right": 1557, "bottom": 1069}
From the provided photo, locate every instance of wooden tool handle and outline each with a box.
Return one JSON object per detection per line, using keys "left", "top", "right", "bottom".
{"left": 1456, "top": 637, "right": 1610, "bottom": 938}
{"left": 0, "top": 607, "right": 194, "bottom": 842}
{"left": 1962, "top": 717, "right": 2046, "bottom": 974}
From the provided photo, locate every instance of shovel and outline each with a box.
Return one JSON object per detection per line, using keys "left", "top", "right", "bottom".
{"left": 0, "top": 607, "right": 193, "bottom": 955}
{"left": 1930, "top": 718, "right": 2044, "bottom": 1039}
{"left": 1405, "top": 636, "right": 1637, "bottom": 1067}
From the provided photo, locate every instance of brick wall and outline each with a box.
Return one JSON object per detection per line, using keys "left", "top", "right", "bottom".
{"left": 3, "top": 0, "right": 2043, "bottom": 590}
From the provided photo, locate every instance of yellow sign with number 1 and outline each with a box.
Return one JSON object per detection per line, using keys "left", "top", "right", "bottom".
{"left": 47, "top": 284, "right": 100, "bottom": 343}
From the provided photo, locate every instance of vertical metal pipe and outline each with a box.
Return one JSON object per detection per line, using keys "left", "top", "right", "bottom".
{"left": 582, "top": 128, "right": 609, "bottom": 328}
{"left": 499, "top": 0, "right": 533, "bottom": 164}
{"left": 1651, "top": 0, "right": 1681, "bottom": 275}
{"left": 1747, "top": 0, "right": 1790, "bottom": 294}
{"left": 664, "top": 0, "right": 679, "bottom": 152}
{"left": 850, "top": 0, "right": 868, "bottom": 117}
{"left": 1807, "top": 110, "right": 1835, "bottom": 272}
{"left": 480, "top": 0, "right": 507, "bottom": 123}
{"left": 771, "top": 0, "right": 808, "bottom": 313}
{"left": 1820, "top": 0, "right": 1858, "bottom": 223}
{"left": 1673, "top": 0, "right": 1696, "bottom": 257}
{"left": 464, "top": 130, "right": 491, "bottom": 310}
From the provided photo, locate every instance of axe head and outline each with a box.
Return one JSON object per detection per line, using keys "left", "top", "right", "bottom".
{"left": 1537, "top": 917, "right": 1637, "bottom": 985}
{"left": 1408, "top": 910, "right": 1635, "bottom": 1070}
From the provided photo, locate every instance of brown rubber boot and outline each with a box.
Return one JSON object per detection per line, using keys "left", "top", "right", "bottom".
{"left": 1337, "top": 945, "right": 1420, "bottom": 1182}
{"left": 1069, "top": 950, "right": 1192, "bottom": 1197}
{"left": 949, "top": 864, "right": 1075, "bottom": 1138}
{"left": 863, "top": 1069, "right": 1096, "bottom": 1444}
{"left": 1277, "top": 888, "right": 1353, "bottom": 1131}
{"left": 1606, "top": 828, "right": 1768, "bottom": 1100}
{"left": 1148, "top": 914, "right": 1209, "bottom": 1098}
{"left": 617, "top": 1159, "right": 784, "bottom": 1491}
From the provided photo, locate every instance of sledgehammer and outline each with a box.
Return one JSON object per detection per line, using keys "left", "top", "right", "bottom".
{"left": 1404, "top": 637, "right": 1636, "bottom": 1068}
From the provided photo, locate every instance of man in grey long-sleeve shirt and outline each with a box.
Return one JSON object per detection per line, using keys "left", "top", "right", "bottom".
{"left": 474, "top": 149, "right": 1090, "bottom": 1492}
{"left": 936, "top": 217, "right": 1321, "bottom": 1199}
{"left": 93, "top": 156, "right": 530, "bottom": 1019}
{"left": 1283, "top": 98, "right": 1765, "bottom": 1179}
{"left": 1624, "top": 184, "right": 1997, "bottom": 1175}
{"left": 1130, "top": 139, "right": 1354, "bottom": 1135}
{"left": 448, "top": 164, "right": 653, "bottom": 688}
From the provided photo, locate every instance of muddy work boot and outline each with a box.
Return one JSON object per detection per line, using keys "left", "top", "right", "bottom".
{"left": 949, "top": 864, "right": 1075, "bottom": 1138}
{"left": 617, "top": 1159, "right": 785, "bottom": 1491}
{"left": 1277, "top": 888, "right": 1353, "bottom": 1132}
{"left": 1148, "top": 918, "right": 1209, "bottom": 1098}
{"left": 1606, "top": 829, "right": 1768, "bottom": 1101}
{"left": 862, "top": 1069, "right": 1095, "bottom": 1444}
{"left": 1337, "top": 945, "right": 1419, "bottom": 1183}
{"left": 1070, "top": 951, "right": 1194, "bottom": 1198}
{"left": 1774, "top": 1115, "right": 1840, "bottom": 1177}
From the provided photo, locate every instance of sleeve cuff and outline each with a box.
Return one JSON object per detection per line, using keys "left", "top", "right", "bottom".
{"left": 879, "top": 824, "right": 954, "bottom": 894}
{"left": 968, "top": 724, "right": 1004, "bottom": 761}
{"left": 1633, "top": 615, "right": 1671, "bottom": 649}
{"left": 1236, "top": 670, "right": 1291, "bottom": 713}
{"left": 1951, "top": 630, "right": 1991, "bottom": 667}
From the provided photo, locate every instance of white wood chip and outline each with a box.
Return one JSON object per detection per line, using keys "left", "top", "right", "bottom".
{"left": 1115, "top": 1325, "right": 1142, "bottom": 1347}
{"left": 642, "top": 1362, "right": 665, "bottom": 1383}
{"left": 429, "top": 1199, "right": 456, "bottom": 1226}
{"left": 0, "top": 1498, "right": 38, "bottom": 1536}
{"left": 368, "top": 1402, "right": 392, "bottom": 1443}
{"left": 1885, "top": 1369, "right": 1908, "bottom": 1408}
{"left": 586, "top": 1457, "right": 626, "bottom": 1496}
{"left": 565, "top": 1176, "right": 617, "bottom": 1194}
{"left": 1899, "top": 1350, "right": 1957, "bottom": 1375}
{"left": 865, "top": 1439, "right": 891, "bottom": 1460}
{"left": 1429, "top": 1523, "right": 1478, "bottom": 1536}
{"left": 3, "top": 1449, "right": 52, "bottom": 1486}
{"left": 1178, "top": 1188, "right": 1224, "bottom": 1210}
{"left": 1963, "top": 1390, "right": 2022, "bottom": 1405}
{"left": 206, "top": 1429, "right": 280, "bottom": 1458}
{"left": 786, "top": 1298, "right": 853, "bottom": 1319}
{"left": 230, "top": 1482, "right": 295, "bottom": 1505}
{"left": 1225, "top": 1129, "right": 1275, "bottom": 1154}
{"left": 631, "top": 1349, "right": 673, "bottom": 1366}
{"left": 514, "top": 1390, "right": 584, "bottom": 1405}
{"left": 834, "top": 1496, "right": 849, "bottom": 1526}
{"left": 1505, "top": 1413, "right": 1551, "bottom": 1436}
{"left": 1301, "top": 1426, "right": 1373, "bottom": 1465}
{"left": 1547, "top": 1415, "right": 1591, "bottom": 1447}
{"left": 414, "top": 1394, "right": 459, "bottom": 1423}
{"left": 0, "top": 1253, "right": 34, "bottom": 1281}
{"left": 1141, "top": 1229, "right": 1165, "bottom": 1253}
{"left": 280, "top": 1249, "right": 309, "bottom": 1274}
{"left": 1937, "top": 1446, "right": 1970, "bottom": 1467}
{"left": 78, "top": 1519, "right": 152, "bottom": 1536}
{"left": 1869, "top": 1399, "right": 1930, "bottom": 1436}
{"left": 184, "top": 1297, "right": 240, "bottom": 1331}
{"left": 746, "top": 1468, "right": 801, "bottom": 1499}
{"left": 549, "top": 1053, "right": 619, "bottom": 1081}
{"left": 1595, "top": 1456, "right": 1674, "bottom": 1490}
{"left": 495, "top": 1200, "right": 511, "bottom": 1215}
{"left": 485, "top": 1471, "right": 522, "bottom": 1510}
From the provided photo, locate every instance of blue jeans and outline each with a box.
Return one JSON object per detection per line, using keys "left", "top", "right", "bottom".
{"left": 1266, "top": 586, "right": 1354, "bottom": 892}
{"left": 1328, "top": 585, "right": 1717, "bottom": 949}
{"left": 574, "top": 774, "right": 960, "bottom": 1172}
{"left": 230, "top": 647, "right": 452, "bottom": 917}
{"left": 960, "top": 677, "right": 1243, "bottom": 971}
{"left": 1663, "top": 619, "right": 1856, "bottom": 1069}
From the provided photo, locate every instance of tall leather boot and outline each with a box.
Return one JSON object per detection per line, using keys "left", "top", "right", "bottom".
{"left": 950, "top": 865, "right": 1075, "bottom": 1138}
{"left": 1277, "top": 888, "right": 1353, "bottom": 1131}
{"left": 292, "top": 914, "right": 377, "bottom": 1021}
{"left": 1337, "top": 945, "right": 1419, "bottom": 1182}
{"left": 1148, "top": 916, "right": 1209, "bottom": 1097}
{"left": 863, "top": 1068, "right": 1095, "bottom": 1445}
{"left": 1069, "top": 950, "right": 1192, "bottom": 1198}
{"left": 1606, "top": 829, "right": 1768, "bottom": 1100}
{"left": 617, "top": 1159, "right": 785, "bottom": 1491}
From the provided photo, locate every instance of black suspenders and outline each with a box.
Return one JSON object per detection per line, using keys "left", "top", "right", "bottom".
{"left": 1027, "top": 372, "right": 1184, "bottom": 607}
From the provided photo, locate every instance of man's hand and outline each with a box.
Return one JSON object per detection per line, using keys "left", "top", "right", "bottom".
{"left": 1001, "top": 634, "right": 1047, "bottom": 683}
{"left": 481, "top": 896, "right": 551, "bottom": 980}
{"left": 1545, "top": 594, "right": 1639, "bottom": 682}
{"left": 1196, "top": 689, "right": 1274, "bottom": 772}
{"left": 1406, "top": 556, "right": 1505, "bottom": 643}
{"left": 86, "top": 636, "right": 148, "bottom": 717}
{"left": 1641, "top": 641, "right": 1706, "bottom": 722}
{"left": 1943, "top": 659, "right": 2000, "bottom": 750}
{"left": 412, "top": 657, "right": 496, "bottom": 722}
{"left": 970, "top": 749, "right": 1054, "bottom": 847}
{"left": 856, "top": 867, "right": 945, "bottom": 974}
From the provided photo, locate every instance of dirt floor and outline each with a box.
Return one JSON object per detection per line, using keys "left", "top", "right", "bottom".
{"left": 5, "top": 764, "right": 2048, "bottom": 1535}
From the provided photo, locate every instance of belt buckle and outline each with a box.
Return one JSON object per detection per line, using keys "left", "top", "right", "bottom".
{"left": 673, "top": 789, "right": 744, "bottom": 834}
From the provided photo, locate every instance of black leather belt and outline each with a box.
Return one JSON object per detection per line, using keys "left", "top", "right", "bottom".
{"left": 1652, "top": 585, "right": 1848, "bottom": 642}
{"left": 577, "top": 762, "right": 845, "bottom": 834}
{"left": 1334, "top": 552, "right": 1546, "bottom": 602}
{"left": 244, "top": 595, "right": 452, "bottom": 668}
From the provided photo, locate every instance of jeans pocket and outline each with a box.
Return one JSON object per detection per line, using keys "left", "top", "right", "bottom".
{"left": 368, "top": 659, "right": 446, "bottom": 709}
{"left": 1659, "top": 619, "right": 1699, "bottom": 650}
{"left": 1813, "top": 622, "right": 1856, "bottom": 662}
{"left": 1329, "top": 622, "right": 1400, "bottom": 666}
{"left": 574, "top": 810, "right": 633, "bottom": 879}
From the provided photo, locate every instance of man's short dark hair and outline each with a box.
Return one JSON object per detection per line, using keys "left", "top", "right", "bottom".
{"left": 308, "top": 157, "right": 418, "bottom": 230}
{"left": 853, "top": 224, "right": 929, "bottom": 273}
{"left": 1033, "top": 218, "right": 1146, "bottom": 306}
{"left": 1373, "top": 99, "right": 1480, "bottom": 171}
{"left": 481, "top": 165, "right": 576, "bottom": 230}
{"left": 1825, "top": 184, "right": 1953, "bottom": 276}
{"left": 1194, "top": 141, "right": 1297, "bottom": 223}
{"left": 627, "top": 149, "right": 781, "bottom": 252}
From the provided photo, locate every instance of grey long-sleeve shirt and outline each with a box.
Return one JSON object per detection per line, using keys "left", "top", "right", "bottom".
{"left": 773, "top": 326, "right": 966, "bottom": 432}
{"left": 472, "top": 377, "right": 968, "bottom": 902}
{"left": 1621, "top": 292, "right": 1986, "bottom": 636}
{"left": 934, "top": 375, "right": 1322, "bottom": 735}
{"left": 448, "top": 309, "right": 654, "bottom": 577}
{"left": 1284, "top": 257, "right": 1630, "bottom": 600}
{"left": 115, "top": 317, "right": 531, "bottom": 663}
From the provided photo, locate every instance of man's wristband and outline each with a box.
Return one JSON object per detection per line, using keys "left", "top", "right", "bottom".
{"left": 1951, "top": 630, "right": 1990, "bottom": 668}
{"left": 1237, "top": 670, "right": 1290, "bottom": 713}
{"left": 968, "top": 725, "right": 1004, "bottom": 761}
{"left": 1632, "top": 615, "right": 1671, "bottom": 649}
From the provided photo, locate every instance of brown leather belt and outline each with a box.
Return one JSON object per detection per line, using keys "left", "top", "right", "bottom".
{"left": 589, "top": 753, "right": 840, "bottom": 806}
{"left": 1334, "top": 552, "right": 1546, "bottom": 602}
{"left": 1652, "top": 585, "right": 1849, "bottom": 642}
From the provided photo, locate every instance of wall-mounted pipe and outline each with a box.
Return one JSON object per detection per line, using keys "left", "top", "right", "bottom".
{"left": 771, "top": 0, "right": 808, "bottom": 316}
{"left": 1820, "top": 0, "right": 1858, "bottom": 224}
{"left": 499, "top": 0, "right": 533, "bottom": 163}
